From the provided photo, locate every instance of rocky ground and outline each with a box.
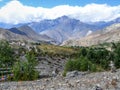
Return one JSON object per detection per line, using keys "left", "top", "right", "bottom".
{"left": 0, "top": 56, "right": 120, "bottom": 90}
{"left": 36, "top": 56, "right": 67, "bottom": 76}
{"left": 0, "top": 69, "right": 120, "bottom": 90}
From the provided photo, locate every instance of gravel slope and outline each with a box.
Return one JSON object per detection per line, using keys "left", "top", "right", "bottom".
{"left": 0, "top": 69, "right": 120, "bottom": 90}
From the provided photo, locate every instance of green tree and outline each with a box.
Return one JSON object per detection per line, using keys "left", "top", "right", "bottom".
{"left": 0, "top": 41, "right": 15, "bottom": 67}
{"left": 26, "top": 51, "right": 38, "bottom": 66}
{"left": 12, "top": 52, "right": 39, "bottom": 81}
{"left": 79, "top": 47, "right": 88, "bottom": 57}
{"left": 13, "top": 61, "right": 39, "bottom": 81}
{"left": 64, "top": 56, "right": 98, "bottom": 72}
{"left": 113, "top": 43, "right": 120, "bottom": 68}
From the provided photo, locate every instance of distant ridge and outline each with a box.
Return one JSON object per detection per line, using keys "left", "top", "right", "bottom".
{"left": 29, "top": 16, "right": 99, "bottom": 44}
{"left": 0, "top": 25, "right": 54, "bottom": 43}
{"left": 0, "top": 16, "right": 120, "bottom": 44}
{"left": 62, "top": 23, "right": 120, "bottom": 46}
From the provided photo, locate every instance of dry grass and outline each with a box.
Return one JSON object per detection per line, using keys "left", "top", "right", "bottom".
{"left": 38, "top": 44, "right": 77, "bottom": 56}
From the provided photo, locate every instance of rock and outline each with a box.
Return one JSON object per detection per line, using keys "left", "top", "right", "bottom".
{"left": 66, "top": 71, "right": 79, "bottom": 78}
{"left": 76, "top": 80, "right": 80, "bottom": 83}
{"left": 50, "top": 85, "right": 55, "bottom": 88}
{"left": 67, "top": 83, "right": 74, "bottom": 88}
{"left": 51, "top": 68, "right": 59, "bottom": 77}
{"left": 52, "top": 72, "right": 56, "bottom": 77}
{"left": 95, "top": 84, "right": 103, "bottom": 90}
{"left": 66, "top": 70, "right": 84, "bottom": 78}
{"left": 111, "top": 79, "right": 117, "bottom": 88}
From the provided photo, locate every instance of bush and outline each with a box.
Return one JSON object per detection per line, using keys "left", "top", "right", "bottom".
{"left": 62, "top": 70, "right": 67, "bottom": 77}
{"left": 26, "top": 51, "right": 38, "bottom": 66}
{"left": 12, "top": 52, "right": 39, "bottom": 81}
{"left": 64, "top": 59, "right": 75, "bottom": 71}
{"left": 13, "top": 61, "right": 39, "bottom": 81}
{"left": 64, "top": 57, "right": 98, "bottom": 73}
{"left": 112, "top": 43, "right": 120, "bottom": 68}
{"left": 0, "top": 41, "right": 16, "bottom": 67}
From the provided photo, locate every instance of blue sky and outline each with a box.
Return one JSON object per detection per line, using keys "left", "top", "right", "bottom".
{"left": 20, "top": 0, "right": 120, "bottom": 7}
{"left": 0, "top": 0, "right": 120, "bottom": 8}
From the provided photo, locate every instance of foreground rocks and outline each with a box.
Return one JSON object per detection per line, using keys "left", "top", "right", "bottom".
{"left": 0, "top": 69, "right": 120, "bottom": 90}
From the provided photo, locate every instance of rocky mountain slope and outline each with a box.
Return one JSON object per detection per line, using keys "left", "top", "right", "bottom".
{"left": 62, "top": 23, "right": 120, "bottom": 46}
{"left": 0, "top": 16, "right": 120, "bottom": 44}
{"left": 29, "top": 16, "right": 120, "bottom": 44}
{"left": 0, "top": 25, "right": 53, "bottom": 42}
{"left": 29, "top": 16, "right": 99, "bottom": 44}
{"left": 88, "top": 17, "right": 120, "bottom": 29}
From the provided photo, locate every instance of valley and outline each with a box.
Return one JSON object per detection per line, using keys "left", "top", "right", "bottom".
{"left": 0, "top": 4, "right": 120, "bottom": 90}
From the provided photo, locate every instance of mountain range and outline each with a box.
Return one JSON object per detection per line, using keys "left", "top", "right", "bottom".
{"left": 0, "top": 25, "right": 53, "bottom": 43}
{"left": 29, "top": 16, "right": 99, "bottom": 44}
{"left": 62, "top": 23, "right": 120, "bottom": 46}
{"left": 0, "top": 16, "right": 120, "bottom": 45}
{"left": 29, "top": 16, "right": 120, "bottom": 44}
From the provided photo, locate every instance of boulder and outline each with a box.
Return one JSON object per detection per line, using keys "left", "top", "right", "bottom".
{"left": 66, "top": 70, "right": 85, "bottom": 78}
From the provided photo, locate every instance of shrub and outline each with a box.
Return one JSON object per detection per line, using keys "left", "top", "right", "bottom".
{"left": 62, "top": 70, "right": 67, "bottom": 77}
{"left": 26, "top": 51, "right": 38, "bottom": 66}
{"left": 64, "top": 56, "right": 99, "bottom": 75}
{"left": 64, "top": 59, "right": 75, "bottom": 71}
{"left": 12, "top": 52, "right": 39, "bottom": 81}
{"left": 0, "top": 41, "right": 16, "bottom": 67}
{"left": 13, "top": 61, "right": 39, "bottom": 81}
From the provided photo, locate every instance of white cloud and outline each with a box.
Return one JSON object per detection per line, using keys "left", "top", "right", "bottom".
{"left": 0, "top": 0, "right": 120, "bottom": 24}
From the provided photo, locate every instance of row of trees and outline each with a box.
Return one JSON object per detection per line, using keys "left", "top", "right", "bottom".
{"left": 64, "top": 42, "right": 120, "bottom": 75}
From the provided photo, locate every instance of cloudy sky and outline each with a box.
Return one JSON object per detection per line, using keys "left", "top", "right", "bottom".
{"left": 0, "top": 0, "right": 120, "bottom": 24}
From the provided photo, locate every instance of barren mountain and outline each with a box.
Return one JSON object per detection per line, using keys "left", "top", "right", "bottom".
{"left": 29, "top": 16, "right": 120, "bottom": 44}
{"left": 0, "top": 25, "right": 53, "bottom": 42}
{"left": 0, "top": 16, "right": 120, "bottom": 44}
{"left": 29, "top": 16, "right": 99, "bottom": 44}
{"left": 62, "top": 23, "right": 120, "bottom": 46}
